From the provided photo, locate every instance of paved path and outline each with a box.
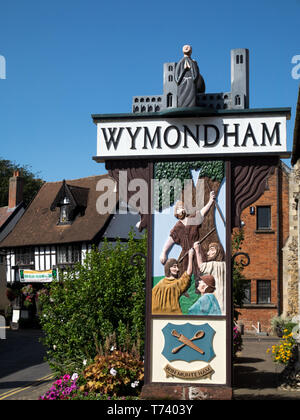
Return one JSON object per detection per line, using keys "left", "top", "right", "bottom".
{"left": 2, "top": 329, "right": 300, "bottom": 400}
{"left": 0, "top": 329, "right": 52, "bottom": 400}
{"left": 233, "top": 334, "right": 300, "bottom": 400}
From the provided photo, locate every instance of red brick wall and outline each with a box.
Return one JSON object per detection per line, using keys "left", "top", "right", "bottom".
{"left": 234, "top": 166, "right": 289, "bottom": 334}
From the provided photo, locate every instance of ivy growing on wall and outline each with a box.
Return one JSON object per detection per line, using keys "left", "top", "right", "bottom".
{"left": 154, "top": 160, "right": 224, "bottom": 210}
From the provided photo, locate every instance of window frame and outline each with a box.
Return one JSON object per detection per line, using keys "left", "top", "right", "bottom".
{"left": 15, "top": 247, "right": 35, "bottom": 266}
{"left": 57, "top": 244, "right": 82, "bottom": 265}
{"left": 256, "top": 205, "right": 272, "bottom": 231}
{"left": 257, "top": 280, "right": 271, "bottom": 304}
{"left": 242, "top": 280, "right": 252, "bottom": 305}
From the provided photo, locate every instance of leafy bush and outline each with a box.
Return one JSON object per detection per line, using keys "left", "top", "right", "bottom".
{"left": 267, "top": 330, "right": 297, "bottom": 365}
{"left": 81, "top": 349, "right": 144, "bottom": 397}
{"left": 270, "top": 315, "right": 298, "bottom": 337}
{"left": 39, "top": 231, "right": 146, "bottom": 376}
{"left": 232, "top": 228, "right": 247, "bottom": 319}
{"left": 233, "top": 325, "right": 243, "bottom": 357}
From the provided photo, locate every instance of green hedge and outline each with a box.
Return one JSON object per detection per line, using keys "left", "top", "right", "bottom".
{"left": 39, "top": 231, "right": 147, "bottom": 376}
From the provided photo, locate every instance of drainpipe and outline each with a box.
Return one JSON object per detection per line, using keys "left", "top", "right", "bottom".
{"left": 298, "top": 192, "right": 300, "bottom": 329}
{"left": 277, "top": 165, "right": 281, "bottom": 316}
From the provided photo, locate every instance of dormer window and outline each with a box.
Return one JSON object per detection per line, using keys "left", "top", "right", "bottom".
{"left": 60, "top": 197, "right": 71, "bottom": 224}
{"left": 50, "top": 180, "right": 89, "bottom": 226}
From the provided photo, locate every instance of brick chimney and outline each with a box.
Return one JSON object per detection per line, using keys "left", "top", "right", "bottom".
{"left": 8, "top": 171, "right": 24, "bottom": 209}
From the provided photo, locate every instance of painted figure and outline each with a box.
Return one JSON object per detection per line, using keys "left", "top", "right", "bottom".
{"left": 175, "top": 45, "right": 205, "bottom": 108}
{"left": 188, "top": 273, "right": 221, "bottom": 316}
{"left": 159, "top": 191, "right": 215, "bottom": 279}
{"left": 193, "top": 241, "right": 226, "bottom": 314}
{"left": 152, "top": 248, "right": 194, "bottom": 315}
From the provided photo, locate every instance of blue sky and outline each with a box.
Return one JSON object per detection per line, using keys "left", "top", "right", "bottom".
{"left": 0, "top": 0, "right": 299, "bottom": 182}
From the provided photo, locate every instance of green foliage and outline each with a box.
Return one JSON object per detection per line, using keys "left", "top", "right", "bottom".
{"left": 267, "top": 330, "right": 297, "bottom": 365}
{"left": 39, "top": 231, "right": 147, "bottom": 376}
{"left": 232, "top": 228, "right": 247, "bottom": 319}
{"left": 270, "top": 315, "right": 298, "bottom": 336}
{"left": 0, "top": 158, "right": 44, "bottom": 206}
{"left": 233, "top": 325, "right": 243, "bottom": 357}
{"left": 154, "top": 160, "right": 224, "bottom": 210}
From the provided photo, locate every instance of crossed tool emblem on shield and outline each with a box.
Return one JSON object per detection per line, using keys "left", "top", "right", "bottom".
{"left": 162, "top": 323, "right": 215, "bottom": 363}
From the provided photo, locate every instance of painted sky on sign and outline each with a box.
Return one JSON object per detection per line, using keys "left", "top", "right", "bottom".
{"left": 0, "top": 0, "right": 299, "bottom": 182}
{"left": 152, "top": 175, "right": 226, "bottom": 278}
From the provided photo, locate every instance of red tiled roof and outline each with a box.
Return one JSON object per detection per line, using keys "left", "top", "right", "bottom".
{"left": 0, "top": 207, "right": 13, "bottom": 229}
{"left": 0, "top": 174, "right": 116, "bottom": 248}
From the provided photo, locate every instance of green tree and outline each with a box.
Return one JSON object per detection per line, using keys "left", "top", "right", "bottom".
{"left": 39, "top": 231, "right": 147, "bottom": 375}
{"left": 232, "top": 228, "right": 247, "bottom": 319}
{"left": 0, "top": 158, "right": 44, "bottom": 207}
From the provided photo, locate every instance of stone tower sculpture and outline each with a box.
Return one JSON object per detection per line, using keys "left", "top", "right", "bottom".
{"left": 132, "top": 47, "right": 249, "bottom": 113}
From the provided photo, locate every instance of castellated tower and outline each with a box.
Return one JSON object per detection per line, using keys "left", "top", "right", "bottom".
{"left": 231, "top": 48, "right": 249, "bottom": 109}
{"left": 132, "top": 48, "right": 250, "bottom": 113}
{"left": 163, "top": 62, "right": 177, "bottom": 109}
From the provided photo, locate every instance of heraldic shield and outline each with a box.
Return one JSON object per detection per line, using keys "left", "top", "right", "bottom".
{"left": 161, "top": 322, "right": 216, "bottom": 363}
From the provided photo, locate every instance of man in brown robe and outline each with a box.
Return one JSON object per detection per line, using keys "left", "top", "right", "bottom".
{"left": 159, "top": 191, "right": 215, "bottom": 276}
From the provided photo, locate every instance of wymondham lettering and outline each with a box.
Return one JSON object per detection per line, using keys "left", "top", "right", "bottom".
{"left": 100, "top": 121, "right": 282, "bottom": 153}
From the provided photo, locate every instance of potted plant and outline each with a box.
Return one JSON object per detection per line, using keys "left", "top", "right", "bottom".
{"left": 270, "top": 316, "right": 285, "bottom": 337}
{"left": 21, "top": 284, "right": 35, "bottom": 308}
{"left": 270, "top": 315, "right": 297, "bottom": 338}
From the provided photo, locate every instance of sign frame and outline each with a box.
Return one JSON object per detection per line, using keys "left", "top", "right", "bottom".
{"left": 92, "top": 108, "right": 291, "bottom": 162}
{"left": 92, "top": 105, "right": 291, "bottom": 399}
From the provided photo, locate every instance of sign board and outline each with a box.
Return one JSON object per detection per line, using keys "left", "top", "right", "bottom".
{"left": 19, "top": 269, "right": 57, "bottom": 283}
{"left": 94, "top": 112, "right": 289, "bottom": 161}
{"left": 92, "top": 45, "right": 291, "bottom": 399}
{"left": 150, "top": 158, "right": 229, "bottom": 385}
{"left": 92, "top": 108, "right": 290, "bottom": 397}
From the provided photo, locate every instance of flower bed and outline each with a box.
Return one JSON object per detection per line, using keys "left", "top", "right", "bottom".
{"left": 267, "top": 330, "right": 297, "bottom": 365}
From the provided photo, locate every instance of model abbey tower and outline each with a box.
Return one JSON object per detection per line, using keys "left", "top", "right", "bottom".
{"left": 132, "top": 48, "right": 249, "bottom": 113}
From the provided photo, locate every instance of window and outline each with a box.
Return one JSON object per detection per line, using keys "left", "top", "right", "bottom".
{"left": 257, "top": 280, "right": 271, "bottom": 304}
{"left": 236, "top": 54, "right": 243, "bottom": 64}
{"left": 257, "top": 206, "right": 271, "bottom": 230}
{"left": 59, "top": 197, "right": 72, "bottom": 224}
{"left": 57, "top": 245, "right": 81, "bottom": 264}
{"left": 243, "top": 280, "right": 251, "bottom": 304}
{"left": 235, "top": 95, "right": 241, "bottom": 105}
{"left": 15, "top": 247, "right": 35, "bottom": 266}
{"left": 167, "top": 93, "right": 173, "bottom": 108}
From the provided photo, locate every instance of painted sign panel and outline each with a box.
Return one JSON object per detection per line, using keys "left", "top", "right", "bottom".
{"left": 96, "top": 115, "right": 287, "bottom": 159}
{"left": 150, "top": 159, "right": 228, "bottom": 385}
{"left": 152, "top": 160, "right": 226, "bottom": 316}
{"left": 151, "top": 319, "right": 227, "bottom": 384}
